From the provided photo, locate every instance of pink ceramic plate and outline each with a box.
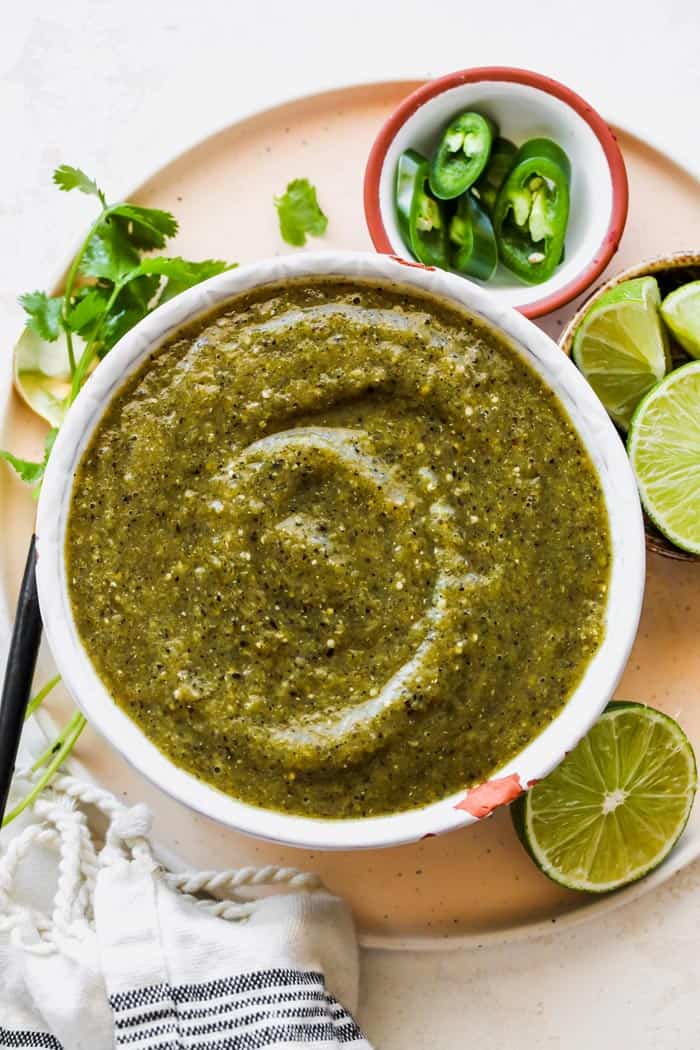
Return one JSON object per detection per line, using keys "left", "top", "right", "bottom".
{"left": 1, "top": 81, "right": 699, "bottom": 949}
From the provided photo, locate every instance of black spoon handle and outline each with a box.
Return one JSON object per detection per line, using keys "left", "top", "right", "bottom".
{"left": 0, "top": 536, "right": 42, "bottom": 824}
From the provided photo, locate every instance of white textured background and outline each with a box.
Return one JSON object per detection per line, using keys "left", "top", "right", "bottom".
{"left": 2, "top": 2, "right": 700, "bottom": 1047}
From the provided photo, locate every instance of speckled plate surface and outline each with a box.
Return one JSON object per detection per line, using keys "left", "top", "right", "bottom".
{"left": 2, "top": 80, "right": 700, "bottom": 950}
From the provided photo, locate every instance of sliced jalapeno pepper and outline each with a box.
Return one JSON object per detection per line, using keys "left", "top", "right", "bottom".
{"left": 449, "top": 193, "right": 498, "bottom": 281}
{"left": 429, "top": 112, "right": 497, "bottom": 200}
{"left": 472, "top": 137, "right": 517, "bottom": 215}
{"left": 493, "top": 138, "right": 571, "bottom": 285}
{"left": 395, "top": 148, "right": 423, "bottom": 246}
{"left": 394, "top": 149, "right": 449, "bottom": 268}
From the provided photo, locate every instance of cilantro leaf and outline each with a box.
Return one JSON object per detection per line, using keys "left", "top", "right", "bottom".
{"left": 0, "top": 427, "right": 58, "bottom": 494}
{"left": 80, "top": 220, "right": 140, "bottom": 283}
{"left": 274, "top": 179, "right": 328, "bottom": 246}
{"left": 18, "top": 292, "right": 63, "bottom": 342}
{"left": 66, "top": 288, "right": 110, "bottom": 336}
{"left": 117, "top": 273, "right": 161, "bottom": 312}
{"left": 53, "top": 165, "right": 102, "bottom": 198}
{"left": 111, "top": 204, "right": 179, "bottom": 250}
{"left": 100, "top": 306, "right": 148, "bottom": 354}
{"left": 138, "top": 256, "right": 233, "bottom": 303}
{"left": 94, "top": 258, "right": 233, "bottom": 351}
{"left": 95, "top": 276, "right": 160, "bottom": 354}
{"left": 0, "top": 449, "right": 46, "bottom": 485}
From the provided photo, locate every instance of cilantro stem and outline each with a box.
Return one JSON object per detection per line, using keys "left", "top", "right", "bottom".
{"left": 31, "top": 709, "right": 85, "bottom": 773}
{"left": 62, "top": 205, "right": 116, "bottom": 376}
{"left": 69, "top": 278, "right": 122, "bottom": 403}
{"left": 25, "top": 674, "right": 61, "bottom": 720}
{"left": 64, "top": 327, "right": 76, "bottom": 376}
{"left": 2, "top": 712, "right": 86, "bottom": 827}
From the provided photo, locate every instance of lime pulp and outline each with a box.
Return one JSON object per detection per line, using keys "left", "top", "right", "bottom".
{"left": 572, "top": 276, "right": 669, "bottom": 430}
{"left": 627, "top": 360, "right": 700, "bottom": 554}
{"left": 512, "top": 702, "right": 697, "bottom": 893}
{"left": 661, "top": 280, "right": 700, "bottom": 358}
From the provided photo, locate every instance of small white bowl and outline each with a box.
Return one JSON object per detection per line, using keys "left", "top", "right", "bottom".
{"left": 36, "top": 251, "right": 644, "bottom": 850}
{"left": 364, "top": 67, "right": 629, "bottom": 318}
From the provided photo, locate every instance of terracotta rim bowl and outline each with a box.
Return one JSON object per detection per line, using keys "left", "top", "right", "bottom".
{"left": 364, "top": 66, "right": 629, "bottom": 319}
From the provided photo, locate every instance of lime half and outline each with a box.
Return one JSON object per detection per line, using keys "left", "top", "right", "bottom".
{"left": 628, "top": 360, "right": 700, "bottom": 554}
{"left": 661, "top": 280, "right": 700, "bottom": 358}
{"left": 573, "top": 276, "right": 669, "bottom": 430}
{"left": 512, "top": 702, "right": 696, "bottom": 893}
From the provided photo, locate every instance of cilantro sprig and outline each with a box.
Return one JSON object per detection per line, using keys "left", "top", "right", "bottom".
{"left": 2, "top": 165, "right": 235, "bottom": 492}
{"left": 0, "top": 166, "right": 237, "bottom": 826}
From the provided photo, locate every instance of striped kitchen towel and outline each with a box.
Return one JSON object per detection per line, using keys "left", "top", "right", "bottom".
{"left": 0, "top": 777, "right": 372, "bottom": 1050}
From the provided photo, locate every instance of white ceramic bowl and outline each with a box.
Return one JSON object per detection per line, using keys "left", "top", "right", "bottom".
{"left": 364, "top": 67, "right": 629, "bottom": 318}
{"left": 36, "top": 251, "right": 645, "bottom": 850}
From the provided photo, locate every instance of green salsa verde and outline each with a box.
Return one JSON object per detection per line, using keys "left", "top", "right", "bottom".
{"left": 66, "top": 278, "right": 611, "bottom": 818}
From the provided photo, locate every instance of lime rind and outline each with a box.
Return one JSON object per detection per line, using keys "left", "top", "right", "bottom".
{"left": 13, "top": 324, "right": 85, "bottom": 427}
{"left": 573, "top": 277, "right": 669, "bottom": 431}
{"left": 627, "top": 360, "right": 700, "bottom": 555}
{"left": 512, "top": 702, "right": 697, "bottom": 894}
{"left": 661, "top": 280, "right": 700, "bottom": 359}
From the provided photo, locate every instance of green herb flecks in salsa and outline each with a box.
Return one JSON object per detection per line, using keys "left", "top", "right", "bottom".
{"left": 66, "top": 279, "right": 610, "bottom": 818}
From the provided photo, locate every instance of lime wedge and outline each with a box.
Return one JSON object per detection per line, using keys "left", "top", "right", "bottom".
{"left": 512, "top": 702, "right": 696, "bottom": 893}
{"left": 573, "top": 277, "right": 670, "bottom": 430}
{"left": 661, "top": 280, "right": 700, "bottom": 358}
{"left": 627, "top": 361, "right": 700, "bottom": 554}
